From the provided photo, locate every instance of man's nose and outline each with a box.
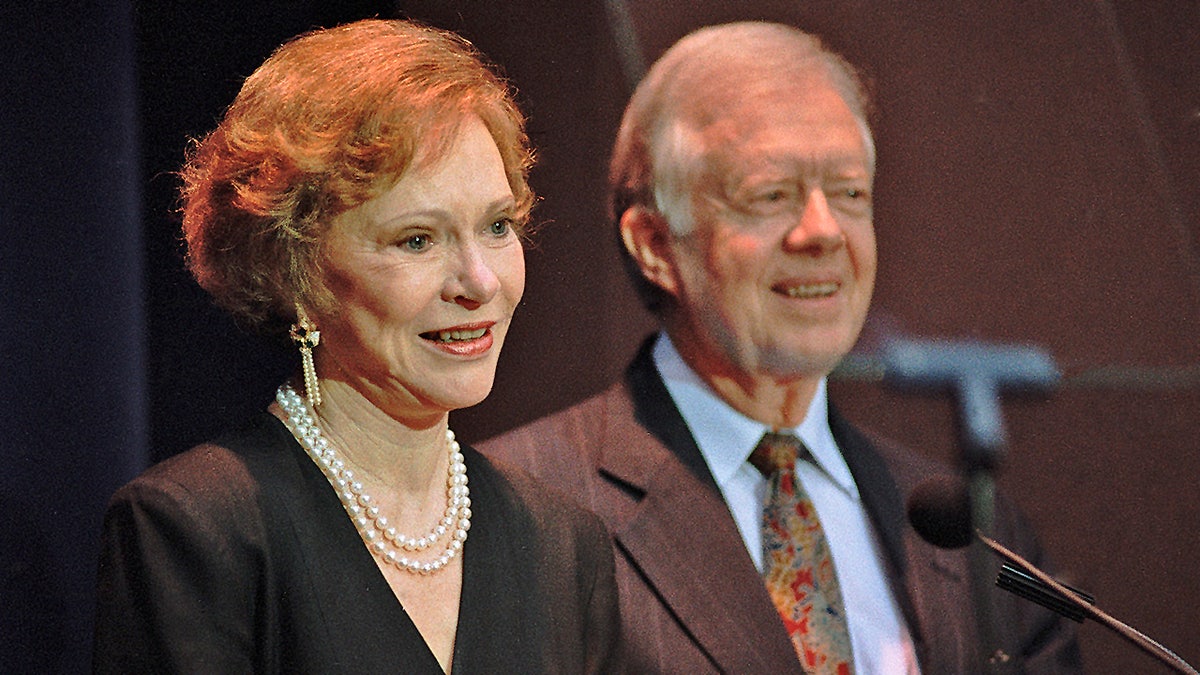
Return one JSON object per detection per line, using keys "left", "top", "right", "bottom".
{"left": 783, "top": 189, "right": 845, "bottom": 255}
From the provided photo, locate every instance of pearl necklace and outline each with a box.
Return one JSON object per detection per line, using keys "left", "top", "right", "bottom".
{"left": 276, "top": 383, "right": 471, "bottom": 574}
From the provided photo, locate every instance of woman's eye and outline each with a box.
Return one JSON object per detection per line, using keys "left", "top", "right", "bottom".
{"left": 401, "top": 234, "right": 431, "bottom": 252}
{"left": 489, "top": 218, "right": 513, "bottom": 237}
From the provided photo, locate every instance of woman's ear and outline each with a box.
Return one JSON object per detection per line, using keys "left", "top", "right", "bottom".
{"left": 619, "top": 206, "right": 679, "bottom": 296}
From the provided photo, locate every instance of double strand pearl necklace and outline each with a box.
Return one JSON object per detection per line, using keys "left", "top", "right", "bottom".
{"left": 276, "top": 383, "right": 471, "bottom": 575}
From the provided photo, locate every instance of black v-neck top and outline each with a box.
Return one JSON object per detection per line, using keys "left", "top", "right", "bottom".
{"left": 94, "top": 413, "right": 621, "bottom": 673}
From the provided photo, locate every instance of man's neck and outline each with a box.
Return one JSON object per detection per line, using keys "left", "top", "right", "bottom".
{"left": 701, "top": 370, "right": 821, "bottom": 429}
{"left": 664, "top": 331, "right": 822, "bottom": 429}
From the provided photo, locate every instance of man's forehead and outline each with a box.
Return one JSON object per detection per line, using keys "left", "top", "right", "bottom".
{"left": 680, "top": 62, "right": 840, "bottom": 112}
{"left": 690, "top": 96, "right": 871, "bottom": 173}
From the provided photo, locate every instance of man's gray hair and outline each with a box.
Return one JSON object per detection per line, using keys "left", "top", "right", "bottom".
{"left": 608, "top": 21, "right": 875, "bottom": 236}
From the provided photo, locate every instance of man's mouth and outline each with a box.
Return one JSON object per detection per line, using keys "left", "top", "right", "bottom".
{"left": 422, "top": 326, "right": 489, "bottom": 343}
{"left": 776, "top": 282, "right": 839, "bottom": 299}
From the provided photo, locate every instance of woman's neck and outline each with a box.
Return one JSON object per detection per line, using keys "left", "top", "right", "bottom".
{"left": 305, "top": 377, "right": 451, "bottom": 495}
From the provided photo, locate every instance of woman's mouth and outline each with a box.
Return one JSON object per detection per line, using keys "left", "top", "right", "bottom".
{"left": 420, "top": 324, "right": 496, "bottom": 357}
{"left": 425, "top": 326, "right": 488, "bottom": 343}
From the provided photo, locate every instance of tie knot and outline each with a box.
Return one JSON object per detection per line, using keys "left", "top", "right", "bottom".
{"left": 749, "top": 432, "right": 802, "bottom": 477}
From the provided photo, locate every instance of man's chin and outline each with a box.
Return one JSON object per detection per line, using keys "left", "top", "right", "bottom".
{"left": 759, "top": 335, "right": 856, "bottom": 374}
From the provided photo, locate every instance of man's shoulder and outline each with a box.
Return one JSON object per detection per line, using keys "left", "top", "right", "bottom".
{"left": 831, "top": 409, "right": 952, "bottom": 491}
{"left": 477, "top": 378, "right": 648, "bottom": 492}
{"left": 482, "top": 379, "right": 640, "bottom": 451}
{"left": 465, "top": 444, "right": 610, "bottom": 547}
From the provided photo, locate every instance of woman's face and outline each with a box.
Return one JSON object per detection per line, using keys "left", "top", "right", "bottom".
{"left": 313, "top": 115, "right": 525, "bottom": 422}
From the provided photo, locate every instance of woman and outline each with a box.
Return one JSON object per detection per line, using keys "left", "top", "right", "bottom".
{"left": 94, "top": 19, "right": 620, "bottom": 673}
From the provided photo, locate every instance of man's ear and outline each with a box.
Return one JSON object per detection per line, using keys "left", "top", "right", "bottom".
{"left": 619, "top": 206, "right": 678, "bottom": 296}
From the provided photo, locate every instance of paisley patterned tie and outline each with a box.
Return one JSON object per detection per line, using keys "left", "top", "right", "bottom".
{"left": 750, "top": 432, "right": 855, "bottom": 675}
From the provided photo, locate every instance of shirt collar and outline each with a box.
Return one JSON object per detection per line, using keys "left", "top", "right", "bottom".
{"left": 653, "top": 333, "right": 859, "bottom": 500}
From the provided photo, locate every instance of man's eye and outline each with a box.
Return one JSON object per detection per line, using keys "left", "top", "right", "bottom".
{"left": 829, "top": 186, "right": 872, "bottom": 216}
{"left": 734, "top": 187, "right": 795, "bottom": 215}
{"left": 830, "top": 186, "right": 871, "bottom": 206}
{"left": 756, "top": 188, "right": 794, "bottom": 204}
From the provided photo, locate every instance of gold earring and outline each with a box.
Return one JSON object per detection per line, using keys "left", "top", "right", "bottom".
{"left": 289, "top": 305, "right": 321, "bottom": 407}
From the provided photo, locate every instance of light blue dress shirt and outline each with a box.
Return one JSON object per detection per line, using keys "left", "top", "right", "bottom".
{"left": 654, "top": 334, "right": 920, "bottom": 674}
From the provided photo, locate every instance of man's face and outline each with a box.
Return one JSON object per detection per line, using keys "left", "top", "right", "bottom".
{"left": 661, "top": 75, "right": 876, "bottom": 384}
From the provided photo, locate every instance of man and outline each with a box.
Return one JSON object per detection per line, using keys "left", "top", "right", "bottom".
{"left": 481, "top": 22, "right": 1082, "bottom": 673}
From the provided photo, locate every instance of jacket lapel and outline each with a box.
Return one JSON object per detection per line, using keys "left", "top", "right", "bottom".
{"left": 830, "top": 406, "right": 973, "bottom": 670}
{"left": 829, "top": 409, "right": 910, "bottom": 585}
{"left": 593, "top": 339, "right": 804, "bottom": 674}
{"left": 603, "top": 339, "right": 967, "bottom": 672}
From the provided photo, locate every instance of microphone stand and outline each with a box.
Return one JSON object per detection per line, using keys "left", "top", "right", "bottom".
{"left": 956, "top": 373, "right": 1015, "bottom": 673}
{"left": 885, "top": 337, "right": 1199, "bottom": 673}
{"left": 883, "top": 337, "right": 1061, "bottom": 672}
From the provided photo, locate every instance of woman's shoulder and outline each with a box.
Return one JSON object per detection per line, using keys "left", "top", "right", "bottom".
{"left": 108, "top": 412, "right": 301, "bottom": 521}
{"left": 454, "top": 445, "right": 622, "bottom": 674}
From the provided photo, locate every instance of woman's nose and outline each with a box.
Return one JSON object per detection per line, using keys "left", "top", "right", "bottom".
{"left": 444, "top": 242, "right": 501, "bottom": 309}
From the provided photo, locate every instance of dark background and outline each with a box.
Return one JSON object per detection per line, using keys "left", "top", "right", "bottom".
{"left": 3, "top": 1, "right": 1197, "bottom": 672}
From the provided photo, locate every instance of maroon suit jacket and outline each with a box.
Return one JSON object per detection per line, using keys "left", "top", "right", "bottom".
{"left": 479, "top": 336, "right": 1082, "bottom": 674}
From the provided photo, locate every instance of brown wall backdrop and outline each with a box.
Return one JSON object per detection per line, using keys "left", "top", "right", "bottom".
{"left": 134, "top": 1, "right": 1199, "bottom": 672}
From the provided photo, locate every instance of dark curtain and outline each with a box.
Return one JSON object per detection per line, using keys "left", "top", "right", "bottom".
{"left": 0, "top": 3, "right": 144, "bottom": 672}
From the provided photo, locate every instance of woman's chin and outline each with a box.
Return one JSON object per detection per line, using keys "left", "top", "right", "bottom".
{"left": 428, "top": 375, "right": 497, "bottom": 414}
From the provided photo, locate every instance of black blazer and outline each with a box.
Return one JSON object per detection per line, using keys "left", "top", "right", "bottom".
{"left": 94, "top": 413, "right": 621, "bottom": 674}
{"left": 479, "top": 336, "right": 1082, "bottom": 674}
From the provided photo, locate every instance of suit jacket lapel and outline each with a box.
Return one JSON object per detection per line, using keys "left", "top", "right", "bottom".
{"left": 829, "top": 408, "right": 909, "bottom": 581}
{"left": 595, "top": 339, "right": 803, "bottom": 674}
{"left": 590, "top": 338, "right": 971, "bottom": 671}
{"left": 830, "top": 406, "right": 971, "bottom": 669}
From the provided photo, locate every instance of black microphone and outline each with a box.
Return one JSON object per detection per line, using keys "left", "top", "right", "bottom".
{"left": 907, "top": 477, "right": 1199, "bottom": 674}
{"left": 907, "top": 476, "right": 1094, "bottom": 620}
{"left": 906, "top": 474, "right": 973, "bottom": 550}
